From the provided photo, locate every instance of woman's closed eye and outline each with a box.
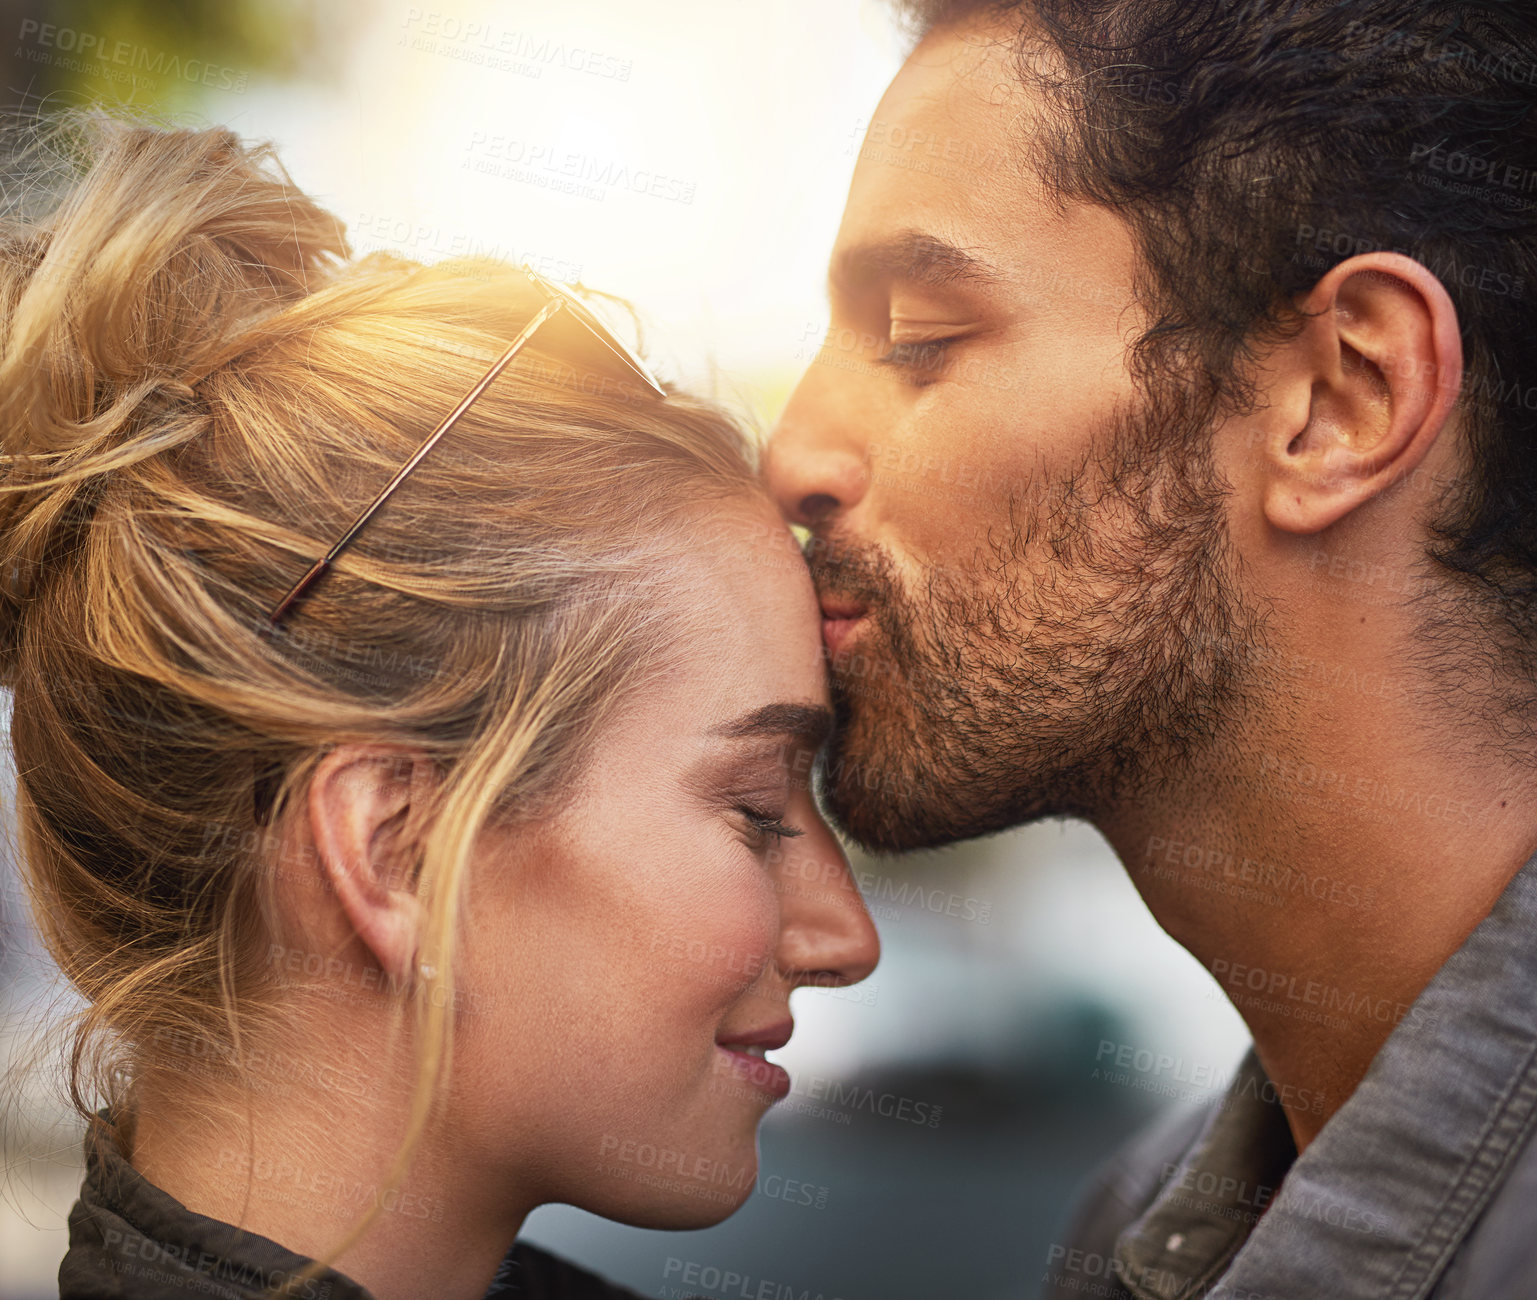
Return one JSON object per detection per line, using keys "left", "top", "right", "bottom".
{"left": 736, "top": 803, "right": 805, "bottom": 850}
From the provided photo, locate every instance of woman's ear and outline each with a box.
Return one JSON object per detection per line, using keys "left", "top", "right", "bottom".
{"left": 307, "top": 744, "right": 434, "bottom": 985}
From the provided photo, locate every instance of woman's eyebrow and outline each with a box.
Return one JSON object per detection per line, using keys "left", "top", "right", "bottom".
{"left": 710, "top": 702, "right": 834, "bottom": 749}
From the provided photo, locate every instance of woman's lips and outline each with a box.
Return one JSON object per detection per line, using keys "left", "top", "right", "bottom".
{"left": 717, "top": 1020, "right": 793, "bottom": 1099}
{"left": 716, "top": 1045, "right": 792, "bottom": 1099}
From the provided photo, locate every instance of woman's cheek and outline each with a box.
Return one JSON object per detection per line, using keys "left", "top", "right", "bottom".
{"left": 715, "top": 879, "right": 783, "bottom": 1002}
{"left": 666, "top": 880, "right": 780, "bottom": 1016}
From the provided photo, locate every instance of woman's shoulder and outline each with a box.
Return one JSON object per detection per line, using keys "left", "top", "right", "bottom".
{"left": 486, "top": 1242, "right": 653, "bottom": 1299}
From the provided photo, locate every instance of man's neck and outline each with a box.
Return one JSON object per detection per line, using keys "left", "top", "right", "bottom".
{"left": 1099, "top": 671, "right": 1537, "bottom": 1150}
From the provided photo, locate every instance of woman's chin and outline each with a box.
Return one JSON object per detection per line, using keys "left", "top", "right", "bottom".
{"left": 578, "top": 1140, "right": 760, "bottom": 1231}
{"left": 617, "top": 1193, "right": 752, "bottom": 1232}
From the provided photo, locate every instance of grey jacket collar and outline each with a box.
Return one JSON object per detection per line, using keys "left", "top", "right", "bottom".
{"left": 1113, "top": 847, "right": 1537, "bottom": 1300}
{"left": 1112, "top": 1051, "right": 1296, "bottom": 1298}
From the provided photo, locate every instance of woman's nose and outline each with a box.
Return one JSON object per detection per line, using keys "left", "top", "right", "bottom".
{"left": 773, "top": 815, "right": 880, "bottom": 991}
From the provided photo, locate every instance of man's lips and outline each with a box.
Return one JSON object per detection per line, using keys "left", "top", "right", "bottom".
{"left": 819, "top": 598, "right": 868, "bottom": 656}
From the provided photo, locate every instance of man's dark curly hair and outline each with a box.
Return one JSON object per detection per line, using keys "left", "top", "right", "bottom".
{"left": 889, "top": 0, "right": 1537, "bottom": 660}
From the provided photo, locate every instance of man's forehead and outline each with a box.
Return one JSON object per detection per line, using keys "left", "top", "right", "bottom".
{"left": 877, "top": 19, "right": 1030, "bottom": 131}
{"left": 835, "top": 24, "right": 1053, "bottom": 282}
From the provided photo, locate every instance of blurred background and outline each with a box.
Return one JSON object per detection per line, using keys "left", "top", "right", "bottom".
{"left": 0, "top": 2, "right": 1250, "bottom": 1297}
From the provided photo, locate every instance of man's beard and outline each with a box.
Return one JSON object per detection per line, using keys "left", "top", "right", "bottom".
{"left": 808, "top": 388, "right": 1265, "bottom": 854}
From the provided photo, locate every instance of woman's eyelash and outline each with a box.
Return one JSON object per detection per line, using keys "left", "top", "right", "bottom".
{"left": 738, "top": 805, "right": 805, "bottom": 845}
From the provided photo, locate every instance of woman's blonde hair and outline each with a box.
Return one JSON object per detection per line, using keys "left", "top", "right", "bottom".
{"left": 0, "top": 111, "right": 764, "bottom": 1263}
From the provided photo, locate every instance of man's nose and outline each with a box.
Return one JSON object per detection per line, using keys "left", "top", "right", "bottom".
{"left": 764, "top": 370, "right": 871, "bottom": 526}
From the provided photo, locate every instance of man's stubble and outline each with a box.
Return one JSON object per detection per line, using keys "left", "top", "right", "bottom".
{"left": 809, "top": 387, "right": 1271, "bottom": 853}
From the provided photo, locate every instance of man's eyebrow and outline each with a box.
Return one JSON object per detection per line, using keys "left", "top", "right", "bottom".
{"left": 831, "top": 230, "right": 1003, "bottom": 291}
{"left": 711, "top": 702, "right": 835, "bottom": 747}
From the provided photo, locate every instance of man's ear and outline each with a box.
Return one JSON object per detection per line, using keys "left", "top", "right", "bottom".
{"left": 308, "top": 744, "right": 434, "bottom": 985}
{"left": 1256, "top": 252, "right": 1463, "bottom": 534}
